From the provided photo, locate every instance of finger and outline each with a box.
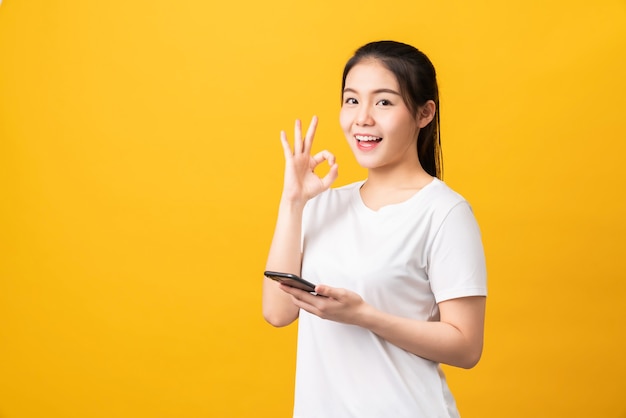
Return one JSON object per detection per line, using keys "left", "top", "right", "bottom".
{"left": 311, "top": 150, "right": 335, "bottom": 167}
{"left": 320, "top": 163, "right": 339, "bottom": 190}
{"left": 309, "top": 151, "right": 339, "bottom": 190}
{"left": 284, "top": 287, "right": 324, "bottom": 312}
{"left": 313, "top": 284, "right": 332, "bottom": 298}
{"left": 294, "top": 119, "right": 303, "bottom": 154}
{"left": 314, "top": 285, "right": 346, "bottom": 301}
{"left": 279, "top": 283, "right": 310, "bottom": 297}
{"left": 293, "top": 298, "right": 322, "bottom": 317}
{"left": 280, "top": 285, "right": 319, "bottom": 307}
{"left": 280, "top": 130, "right": 293, "bottom": 159}
{"left": 302, "top": 115, "right": 318, "bottom": 155}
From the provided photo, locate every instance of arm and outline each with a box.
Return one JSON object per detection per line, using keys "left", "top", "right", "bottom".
{"left": 262, "top": 200, "right": 306, "bottom": 327}
{"left": 263, "top": 117, "right": 338, "bottom": 327}
{"left": 279, "top": 285, "right": 485, "bottom": 368}
{"left": 357, "top": 295, "right": 486, "bottom": 368}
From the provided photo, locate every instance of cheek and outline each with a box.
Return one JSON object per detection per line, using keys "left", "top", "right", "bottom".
{"left": 392, "top": 115, "right": 419, "bottom": 141}
{"left": 339, "top": 109, "right": 352, "bottom": 134}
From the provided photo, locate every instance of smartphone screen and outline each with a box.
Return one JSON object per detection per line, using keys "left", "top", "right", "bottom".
{"left": 264, "top": 271, "right": 317, "bottom": 293}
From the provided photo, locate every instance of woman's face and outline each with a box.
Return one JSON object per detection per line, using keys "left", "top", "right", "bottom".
{"left": 340, "top": 59, "right": 421, "bottom": 172}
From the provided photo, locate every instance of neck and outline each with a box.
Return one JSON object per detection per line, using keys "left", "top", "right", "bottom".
{"left": 359, "top": 164, "right": 434, "bottom": 211}
{"left": 364, "top": 164, "right": 432, "bottom": 192}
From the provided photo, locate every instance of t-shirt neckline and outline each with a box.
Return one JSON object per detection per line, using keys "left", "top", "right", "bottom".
{"left": 351, "top": 177, "right": 439, "bottom": 215}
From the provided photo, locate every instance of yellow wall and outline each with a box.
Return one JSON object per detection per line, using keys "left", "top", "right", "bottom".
{"left": 1, "top": 0, "right": 625, "bottom": 417}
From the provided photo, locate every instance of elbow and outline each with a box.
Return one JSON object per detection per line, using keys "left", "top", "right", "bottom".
{"left": 263, "top": 314, "right": 292, "bottom": 328}
{"left": 442, "top": 338, "right": 483, "bottom": 369}
{"left": 456, "top": 345, "right": 483, "bottom": 369}
{"left": 263, "top": 309, "right": 296, "bottom": 328}
{"left": 458, "top": 353, "right": 481, "bottom": 369}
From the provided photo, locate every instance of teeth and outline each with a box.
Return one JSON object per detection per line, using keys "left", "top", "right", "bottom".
{"left": 355, "top": 135, "right": 381, "bottom": 142}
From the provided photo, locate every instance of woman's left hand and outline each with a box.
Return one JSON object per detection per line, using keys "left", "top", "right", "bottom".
{"left": 279, "top": 283, "right": 367, "bottom": 325}
{"left": 280, "top": 282, "right": 486, "bottom": 368}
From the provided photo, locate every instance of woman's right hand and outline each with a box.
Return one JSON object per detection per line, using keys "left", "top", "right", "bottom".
{"left": 280, "top": 116, "right": 338, "bottom": 204}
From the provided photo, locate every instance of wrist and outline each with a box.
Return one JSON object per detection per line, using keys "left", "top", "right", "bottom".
{"left": 354, "top": 302, "right": 380, "bottom": 329}
{"left": 278, "top": 195, "right": 307, "bottom": 210}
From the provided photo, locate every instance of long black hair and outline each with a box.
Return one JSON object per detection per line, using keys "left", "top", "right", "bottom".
{"left": 341, "top": 41, "right": 442, "bottom": 179}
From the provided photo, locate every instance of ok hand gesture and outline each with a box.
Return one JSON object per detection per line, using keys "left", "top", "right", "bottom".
{"left": 280, "top": 116, "right": 338, "bottom": 204}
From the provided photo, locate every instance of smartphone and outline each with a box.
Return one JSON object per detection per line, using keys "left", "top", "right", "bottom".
{"left": 264, "top": 271, "right": 317, "bottom": 293}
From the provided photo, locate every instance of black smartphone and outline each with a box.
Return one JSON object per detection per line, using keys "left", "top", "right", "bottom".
{"left": 264, "top": 271, "right": 317, "bottom": 293}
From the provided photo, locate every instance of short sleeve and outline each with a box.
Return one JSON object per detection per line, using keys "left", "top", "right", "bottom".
{"left": 428, "top": 201, "right": 487, "bottom": 303}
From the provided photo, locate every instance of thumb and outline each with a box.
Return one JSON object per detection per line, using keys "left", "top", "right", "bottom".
{"left": 314, "top": 284, "right": 337, "bottom": 298}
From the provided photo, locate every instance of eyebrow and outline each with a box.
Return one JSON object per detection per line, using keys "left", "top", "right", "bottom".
{"left": 343, "top": 87, "right": 402, "bottom": 96}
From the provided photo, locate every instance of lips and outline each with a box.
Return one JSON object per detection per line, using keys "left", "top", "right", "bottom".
{"left": 355, "top": 134, "right": 382, "bottom": 151}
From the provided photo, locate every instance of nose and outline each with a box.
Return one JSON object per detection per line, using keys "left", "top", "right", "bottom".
{"left": 355, "top": 104, "right": 374, "bottom": 126}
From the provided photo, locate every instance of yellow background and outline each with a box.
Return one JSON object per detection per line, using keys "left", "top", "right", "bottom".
{"left": 1, "top": 0, "right": 625, "bottom": 417}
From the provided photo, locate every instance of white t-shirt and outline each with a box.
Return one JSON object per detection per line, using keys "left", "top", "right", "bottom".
{"left": 294, "top": 178, "right": 487, "bottom": 418}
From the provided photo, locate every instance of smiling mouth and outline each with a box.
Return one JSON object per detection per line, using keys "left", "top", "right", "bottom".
{"left": 355, "top": 135, "right": 382, "bottom": 143}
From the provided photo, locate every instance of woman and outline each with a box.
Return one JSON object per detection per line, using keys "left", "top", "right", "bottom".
{"left": 263, "top": 40, "right": 487, "bottom": 418}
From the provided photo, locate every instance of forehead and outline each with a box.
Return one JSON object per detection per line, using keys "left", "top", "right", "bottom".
{"left": 344, "top": 59, "right": 399, "bottom": 91}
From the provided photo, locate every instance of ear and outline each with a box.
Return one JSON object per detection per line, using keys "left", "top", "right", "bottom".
{"left": 416, "top": 100, "right": 436, "bottom": 128}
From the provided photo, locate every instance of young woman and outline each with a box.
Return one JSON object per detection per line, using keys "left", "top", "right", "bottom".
{"left": 263, "top": 40, "right": 487, "bottom": 418}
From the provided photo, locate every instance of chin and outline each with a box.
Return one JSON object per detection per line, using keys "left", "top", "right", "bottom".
{"left": 352, "top": 156, "right": 381, "bottom": 170}
{"left": 348, "top": 144, "right": 384, "bottom": 170}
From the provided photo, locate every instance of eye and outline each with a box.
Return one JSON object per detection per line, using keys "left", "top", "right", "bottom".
{"left": 344, "top": 97, "right": 358, "bottom": 105}
{"left": 376, "top": 99, "right": 392, "bottom": 106}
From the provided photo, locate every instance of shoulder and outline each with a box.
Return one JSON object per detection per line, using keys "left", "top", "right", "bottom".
{"left": 416, "top": 179, "right": 480, "bottom": 239}
{"left": 424, "top": 178, "right": 469, "bottom": 213}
